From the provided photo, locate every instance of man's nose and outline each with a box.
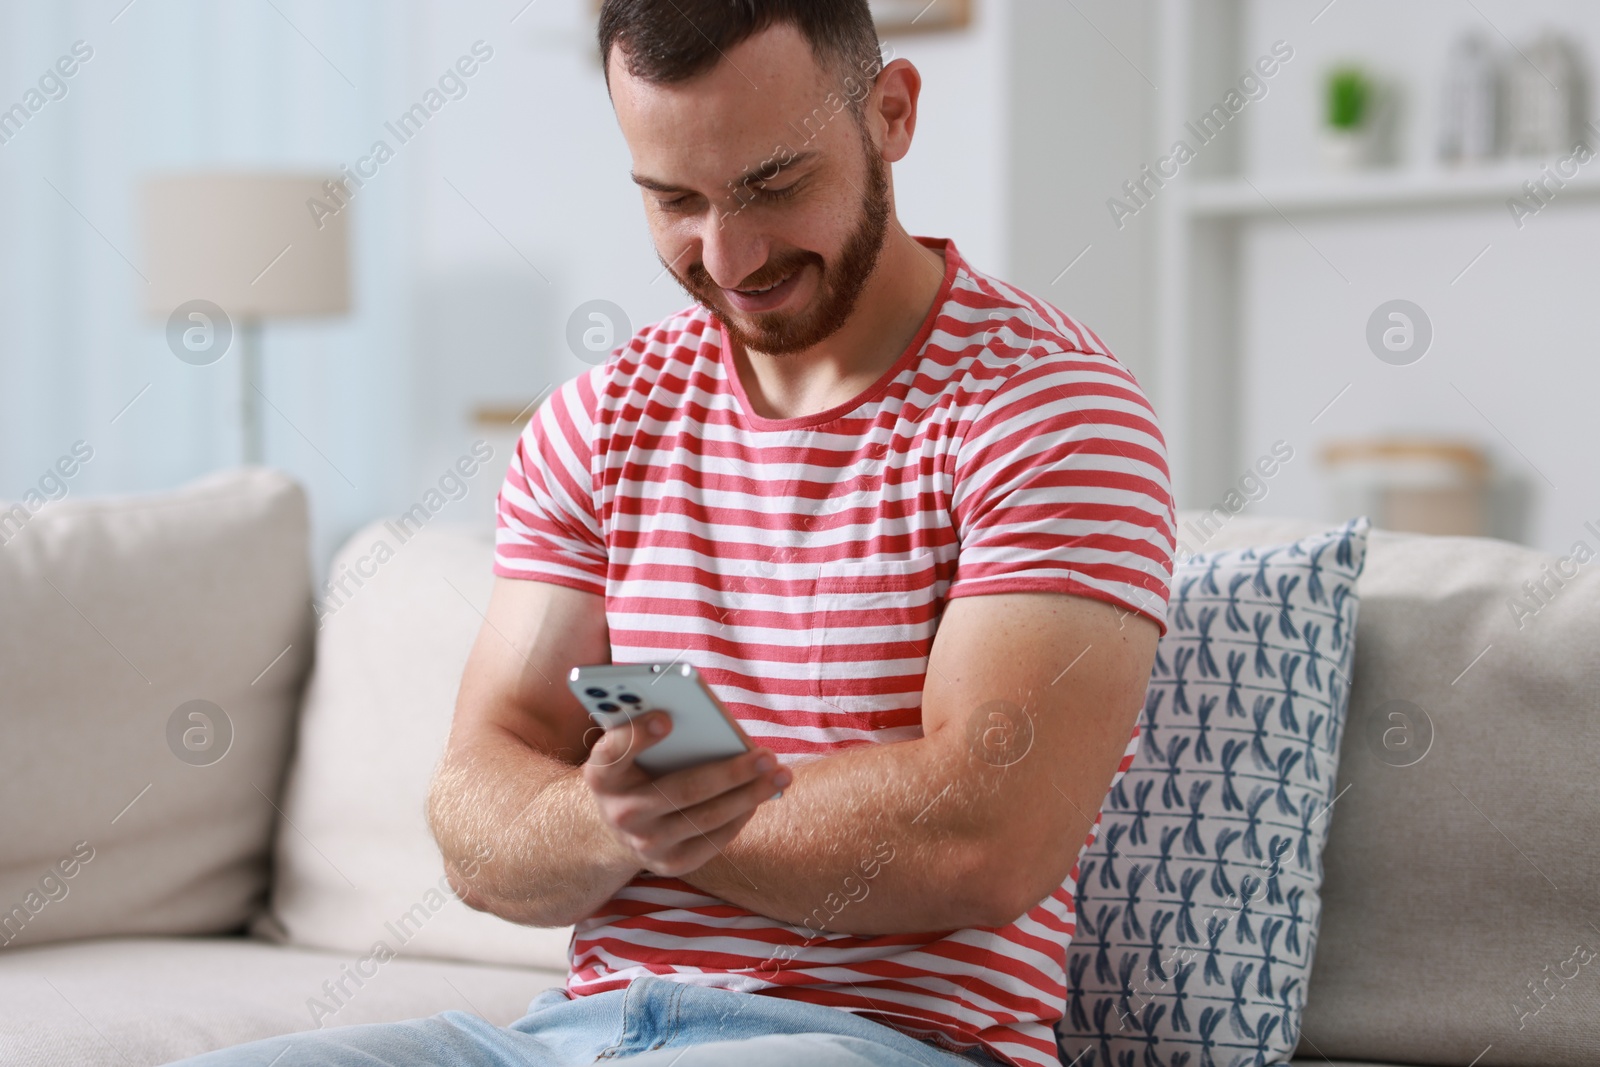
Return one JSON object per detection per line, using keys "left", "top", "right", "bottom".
{"left": 697, "top": 207, "right": 770, "bottom": 291}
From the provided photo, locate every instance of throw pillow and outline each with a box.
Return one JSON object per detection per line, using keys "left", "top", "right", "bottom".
{"left": 1057, "top": 517, "right": 1370, "bottom": 1067}
{"left": 0, "top": 468, "right": 314, "bottom": 948}
{"left": 254, "top": 519, "right": 574, "bottom": 974}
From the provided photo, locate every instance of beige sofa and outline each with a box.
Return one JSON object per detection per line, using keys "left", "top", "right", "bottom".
{"left": 0, "top": 469, "right": 1594, "bottom": 1067}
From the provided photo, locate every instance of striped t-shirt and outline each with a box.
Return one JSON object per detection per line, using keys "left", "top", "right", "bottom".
{"left": 493, "top": 237, "right": 1175, "bottom": 1067}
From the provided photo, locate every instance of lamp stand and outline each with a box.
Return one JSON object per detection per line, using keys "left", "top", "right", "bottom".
{"left": 240, "top": 318, "right": 263, "bottom": 466}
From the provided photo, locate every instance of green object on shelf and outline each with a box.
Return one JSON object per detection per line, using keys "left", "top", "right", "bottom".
{"left": 1326, "top": 66, "right": 1371, "bottom": 129}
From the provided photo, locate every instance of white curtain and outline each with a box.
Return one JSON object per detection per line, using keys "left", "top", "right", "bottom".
{"left": 0, "top": 0, "right": 420, "bottom": 570}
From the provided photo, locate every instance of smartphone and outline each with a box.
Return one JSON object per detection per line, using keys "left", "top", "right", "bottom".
{"left": 567, "top": 662, "right": 759, "bottom": 777}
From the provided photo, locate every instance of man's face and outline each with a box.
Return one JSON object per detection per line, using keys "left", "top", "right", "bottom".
{"left": 609, "top": 24, "right": 890, "bottom": 355}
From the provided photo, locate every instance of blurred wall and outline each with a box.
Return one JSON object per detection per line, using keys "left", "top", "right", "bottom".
{"left": 1006, "top": 0, "right": 1157, "bottom": 387}
{"left": 1235, "top": 0, "right": 1600, "bottom": 551}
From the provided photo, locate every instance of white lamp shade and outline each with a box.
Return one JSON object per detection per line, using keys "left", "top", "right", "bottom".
{"left": 142, "top": 172, "right": 351, "bottom": 320}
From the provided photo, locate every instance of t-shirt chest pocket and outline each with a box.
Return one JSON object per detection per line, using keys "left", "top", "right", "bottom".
{"left": 811, "top": 552, "right": 940, "bottom": 731}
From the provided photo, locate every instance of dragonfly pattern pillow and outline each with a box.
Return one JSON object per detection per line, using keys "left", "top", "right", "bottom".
{"left": 1057, "top": 517, "right": 1370, "bottom": 1067}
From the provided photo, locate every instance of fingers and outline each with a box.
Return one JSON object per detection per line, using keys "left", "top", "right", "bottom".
{"left": 645, "top": 808, "right": 759, "bottom": 878}
{"left": 656, "top": 770, "right": 789, "bottom": 843}
{"left": 618, "top": 756, "right": 787, "bottom": 871}
{"left": 652, "top": 744, "right": 792, "bottom": 810}
{"left": 581, "top": 715, "right": 791, "bottom": 876}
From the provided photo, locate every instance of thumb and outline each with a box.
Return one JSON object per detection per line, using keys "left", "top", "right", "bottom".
{"left": 583, "top": 710, "right": 670, "bottom": 788}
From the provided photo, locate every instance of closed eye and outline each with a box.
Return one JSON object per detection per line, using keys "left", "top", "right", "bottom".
{"left": 757, "top": 180, "right": 803, "bottom": 202}
{"left": 654, "top": 177, "right": 807, "bottom": 215}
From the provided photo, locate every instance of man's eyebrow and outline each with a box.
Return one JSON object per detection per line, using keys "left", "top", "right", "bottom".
{"left": 631, "top": 150, "right": 821, "bottom": 195}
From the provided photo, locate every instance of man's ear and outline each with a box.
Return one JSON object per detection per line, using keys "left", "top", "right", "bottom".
{"left": 868, "top": 58, "right": 921, "bottom": 164}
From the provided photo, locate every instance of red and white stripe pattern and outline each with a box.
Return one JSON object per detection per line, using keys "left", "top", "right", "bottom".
{"left": 494, "top": 238, "right": 1174, "bottom": 1067}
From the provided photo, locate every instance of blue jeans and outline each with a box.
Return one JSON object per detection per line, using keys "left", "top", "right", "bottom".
{"left": 167, "top": 975, "right": 1014, "bottom": 1066}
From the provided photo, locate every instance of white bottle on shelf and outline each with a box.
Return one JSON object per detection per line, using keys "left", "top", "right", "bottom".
{"left": 1506, "top": 30, "right": 1584, "bottom": 157}
{"left": 1438, "top": 32, "right": 1501, "bottom": 165}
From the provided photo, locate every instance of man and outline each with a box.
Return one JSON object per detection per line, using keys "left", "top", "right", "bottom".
{"left": 172, "top": 2, "right": 1173, "bottom": 1065}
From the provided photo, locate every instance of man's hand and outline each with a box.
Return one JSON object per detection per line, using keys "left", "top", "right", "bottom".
{"left": 429, "top": 576, "right": 794, "bottom": 925}
{"left": 584, "top": 710, "right": 792, "bottom": 878}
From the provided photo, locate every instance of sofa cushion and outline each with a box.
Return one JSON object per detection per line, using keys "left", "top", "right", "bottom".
{"left": 0, "top": 468, "right": 313, "bottom": 949}
{"left": 0, "top": 935, "right": 564, "bottom": 1066}
{"left": 0, "top": 935, "right": 1385, "bottom": 1067}
{"left": 1179, "top": 511, "right": 1600, "bottom": 1067}
{"left": 1057, "top": 518, "right": 1370, "bottom": 1067}
{"left": 255, "top": 520, "right": 575, "bottom": 971}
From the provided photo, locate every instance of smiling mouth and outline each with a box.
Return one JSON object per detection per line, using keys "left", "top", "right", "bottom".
{"left": 736, "top": 273, "right": 793, "bottom": 295}
{"left": 716, "top": 260, "right": 812, "bottom": 314}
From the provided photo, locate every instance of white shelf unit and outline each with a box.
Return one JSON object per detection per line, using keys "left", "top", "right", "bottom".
{"left": 1150, "top": 0, "right": 1600, "bottom": 510}
{"left": 1187, "top": 166, "right": 1600, "bottom": 217}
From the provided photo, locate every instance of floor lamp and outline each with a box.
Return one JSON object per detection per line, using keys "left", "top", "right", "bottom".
{"left": 143, "top": 173, "right": 351, "bottom": 466}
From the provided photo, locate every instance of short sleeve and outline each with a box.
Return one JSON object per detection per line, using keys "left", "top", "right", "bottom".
{"left": 947, "top": 350, "right": 1176, "bottom": 635}
{"left": 492, "top": 371, "right": 608, "bottom": 596}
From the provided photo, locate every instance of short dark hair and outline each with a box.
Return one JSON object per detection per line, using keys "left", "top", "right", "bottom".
{"left": 598, "top": 0, "right": 883, "bottom": 98}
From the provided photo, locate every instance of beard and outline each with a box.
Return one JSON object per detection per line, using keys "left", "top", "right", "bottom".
{"left": 666, "top": 124, "right": 892, "bottom": 356}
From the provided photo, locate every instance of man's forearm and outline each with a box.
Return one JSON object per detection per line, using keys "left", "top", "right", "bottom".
{"left": 429, "top": 727, "right": 640, "bottom": 928}
{"left": 680, "top": 729, "right": 1017, "bottom": 935}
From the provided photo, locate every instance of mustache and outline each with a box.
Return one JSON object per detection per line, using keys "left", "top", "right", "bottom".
{"left": 684, "top": 249, "right": 822, "bottom": 294}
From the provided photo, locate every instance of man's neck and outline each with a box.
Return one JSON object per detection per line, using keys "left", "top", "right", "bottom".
{"left": 730, "top": 225, "right": 947, "bottom": 421}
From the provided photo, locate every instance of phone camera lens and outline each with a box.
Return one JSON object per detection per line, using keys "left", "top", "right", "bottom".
{"left": 617, "top": 693, "right": 641, "bottom": 704}
{"left": 596, "top": 702, "right": 620, "bottom": 712}
{"left": 585, "top": 687, "right": 608, "bottom": 698}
